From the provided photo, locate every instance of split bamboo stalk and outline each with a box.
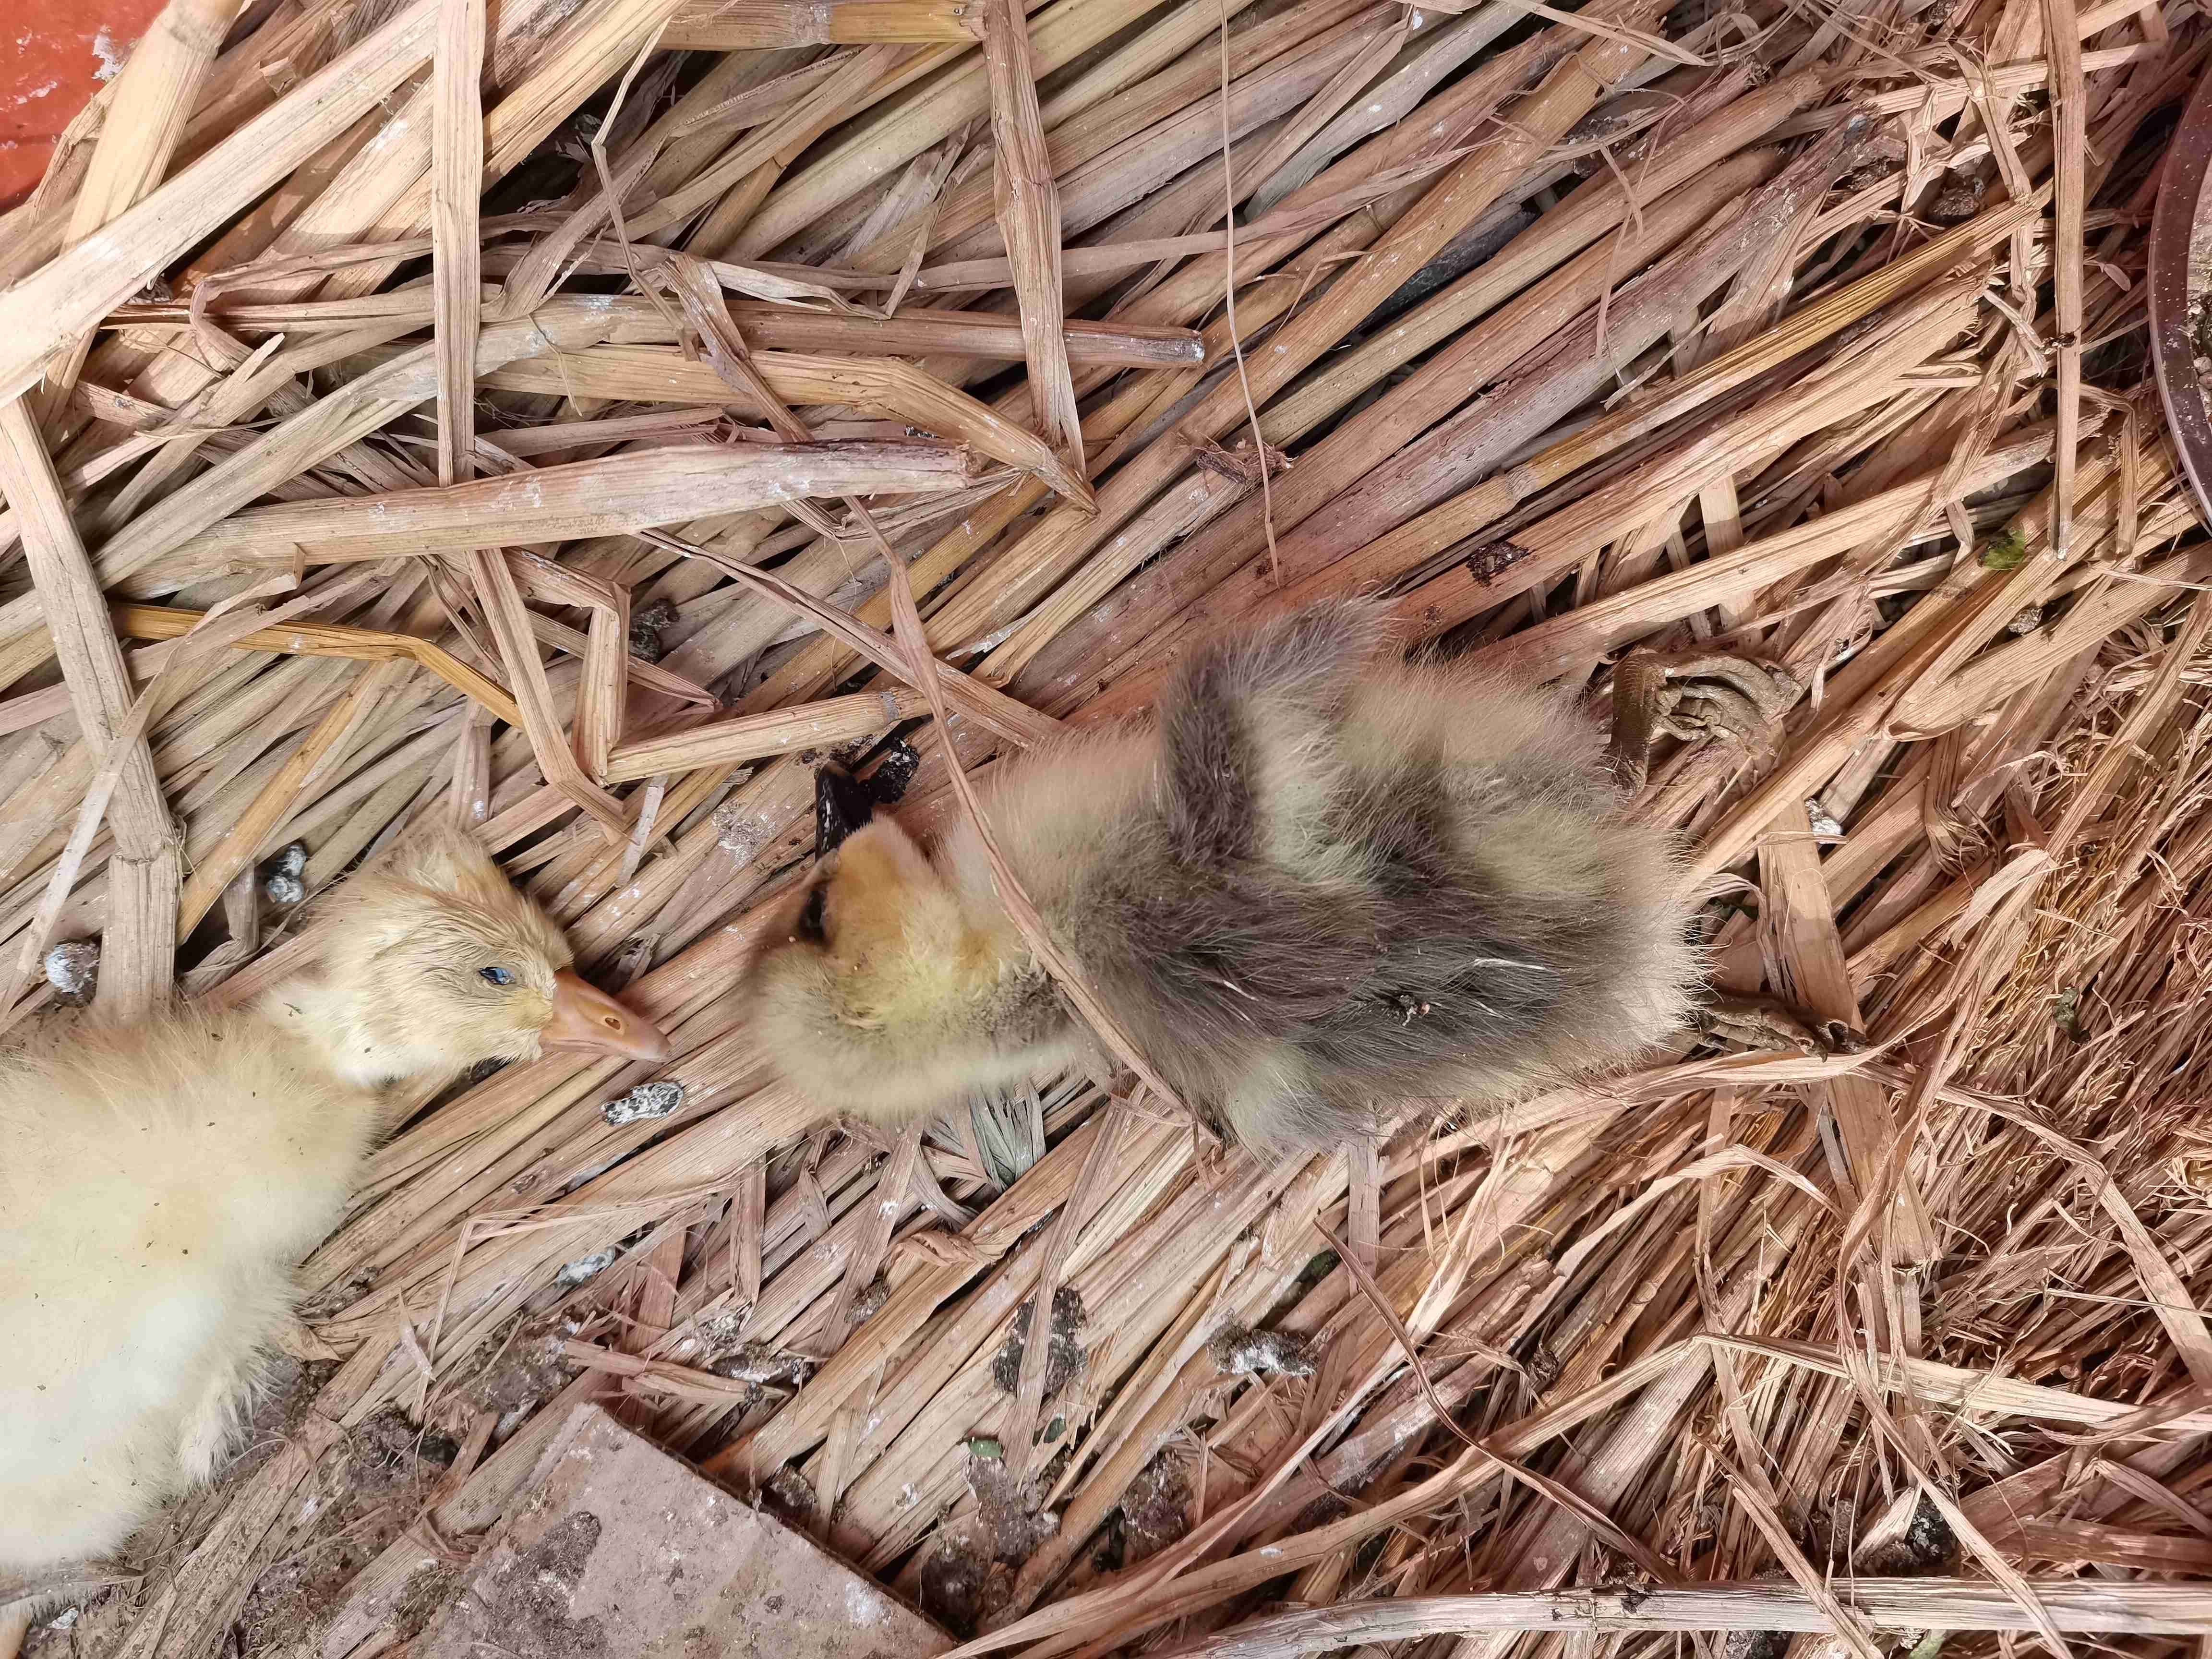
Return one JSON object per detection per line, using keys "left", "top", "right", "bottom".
{"left": 465, "top": 348, "right": 1088, "bottom": 497}
{"left": 158, "top": 443, "right": 977, "bottom": 571}
{"left": 982, "top": 0, "right": 1085, "bottom": 481}
{"left": 1161, "top": 1581, "right": 2212, "bottom": 1657}
{"left": 664, "top": 0, "right": 984, "bottom": 48}
{"left": 2043, "top": 0, "right": 2088, "bottom": 558}
{"left": 430, "top": 0, "right": 486, "bottom": 487}
{"left": 0, "top": 0, "right": 441, "bottom": 404}
{"left": 1256, "top": 117, "right": 1874, "bottom": 605}
{"left": 920, "top": 9, "right": 1671, "bottom": 686}
{"left": 603, "top": 688, "right": 933, "bottom": 781}
{"left": 468, "top": 548, "right": 628, "bottom": 836}
{"left": 116, "top": 293, "right": 1206, "bottom": 364}
{"left": 174, "top": 658, "right": 409, "bottom": 932}
{"left": 986, "top": 142, "right": 1792, "bottom": 687}
{"left": 29, "top": 0, "right": 246, "bottom": 426}
{"left": 0, "top": 402, "right": 178, "bottom": 1023}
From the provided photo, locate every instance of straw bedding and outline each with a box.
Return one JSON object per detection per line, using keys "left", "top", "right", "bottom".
{"left": 0, "top": 0, "right": 2210, "bottom": 1651}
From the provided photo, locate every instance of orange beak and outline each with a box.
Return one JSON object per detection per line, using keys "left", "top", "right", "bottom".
{"left": 543, "top": 969, "right": 672, "bottom": 1063}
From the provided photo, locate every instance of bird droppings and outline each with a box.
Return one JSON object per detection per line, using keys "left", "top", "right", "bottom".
{"left": 556, "top": 1245, "right": 620, "bottom": 1285}
{"left": 451, "top": 1320, "right": 584, "bottom": 1424}
{"left": 1724, "top": 1631, "right": 1791, "bottom": 1659}
{"left": 990, "top": 1286, "right": 1086, "bottom": 1395}
{"left": 919, "top": 1538, "right": 989, "bottom": 1635}
{"left": 759, "top": 1462, "right": 820, "bottom": 1528}
{"left": 707, "top": 1339, "right": 815, "bottom": 1387}
{"left": 261, "top": 841, "right": 309, "bottom": 905}
{"left": 923, "top": 1442, "right": 1062, "bottom": 1632}
{"left": 846, "top": 1273, "right": 892, "bottom": 1326}
{"left": 89, "top": 26, "right": 126, "bottom": 79}
{"left": 1114, "top": 1452, "right": 1190, "bottom": 1566}
{"left": 43, "top": 938, "right": 98, "bottom": 1004}
{"left": 232, "top": 1407, "right": 459, "bottom": 1658}
{"left": 431, "top": 1510, "right": 610, "bottom": 1659}
{"left": 1207, "top": 1321, "right": 1318, "bottom": 1377}
{"left": 599, "top": 1078, "right": 684, "bottom": 1125}
{"left": 1856, "top": 1494, "right": 1958, "bottom": 1575}
{"left": 627, "top": 597, "right": 678, "bottom": 662}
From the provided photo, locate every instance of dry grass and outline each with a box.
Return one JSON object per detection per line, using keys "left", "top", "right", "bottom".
{"left": 1, "top": 0, "right": 2210, "bottom": 1654}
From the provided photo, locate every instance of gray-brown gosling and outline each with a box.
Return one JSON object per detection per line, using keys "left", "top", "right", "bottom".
{"left": 749, "top": 601, "right": 1796, "bottom": 1149}
{"left": 0, "top": 824, "right": 669, "bottom": 1605}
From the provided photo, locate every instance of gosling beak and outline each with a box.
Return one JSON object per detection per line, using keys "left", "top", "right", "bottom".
{"left": 815, "top": 762, "right": 876, "bottom": 859}
{"left": 544, "top": 970, "right": 672, "bottom": 1063}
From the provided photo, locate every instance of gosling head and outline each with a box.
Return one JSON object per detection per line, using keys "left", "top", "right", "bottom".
{"left": 749, "top": 769, "right": 1060, "bottom": 1124}
{"left": 308, "top": 820, "right": 671, "bottom": 1085}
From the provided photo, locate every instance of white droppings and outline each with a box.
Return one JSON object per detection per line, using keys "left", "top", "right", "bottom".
{"left": 556, "top": 1244, "right": 620, "bottom": 1285}
{"left": 91, "top": 26, "right": 127, "bottom": 79}
{"left": 845, "top": 1581, "right": 888, "bottom": 1624}
{"left": 602, "top": 1079, "right": 685, "bottom": 1125}
{"left": 44, "top": 939, "right": 97, "bottom": 999}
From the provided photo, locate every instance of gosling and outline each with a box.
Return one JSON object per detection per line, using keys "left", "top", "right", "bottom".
{"left": 750, "top": 602, "right": 1791, "bottom": 1149}
{"left": 0, "top": 823, "right": 669, "bottom": 1588}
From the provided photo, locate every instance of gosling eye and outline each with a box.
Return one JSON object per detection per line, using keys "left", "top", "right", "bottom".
{"left": 795, "top": 886, "right": 828, "bottom": 944}
{"left": 480, "top": 965, "right": 516, "bottom": 987}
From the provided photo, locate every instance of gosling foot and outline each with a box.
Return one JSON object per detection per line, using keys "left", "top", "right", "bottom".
{"left": 1607, "top": 649, "right": 1800, "bottom": 789}
{"left": 814, "top": 762, "right": 877, "bottom": 859}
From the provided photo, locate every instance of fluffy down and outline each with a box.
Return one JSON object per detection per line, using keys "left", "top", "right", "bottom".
{"left": 748, "top": 602, "right": 1700, "bottom": 1149}
{"left": 0, "top": 824, "right": 661, "bottom": 1580}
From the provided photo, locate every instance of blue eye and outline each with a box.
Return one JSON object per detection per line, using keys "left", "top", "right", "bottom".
{"left": 480, "top": 966, "right": 515, "bottom": 986}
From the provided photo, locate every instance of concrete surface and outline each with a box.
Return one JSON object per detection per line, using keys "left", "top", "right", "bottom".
{"left": 414, "top": 1405, "right": 957, "bottom": 1659}
{"left": 2, "top": 0, "right": 167, "bottom": 208}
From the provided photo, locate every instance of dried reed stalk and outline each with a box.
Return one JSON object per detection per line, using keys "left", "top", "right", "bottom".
{"left": 0, "top": 401, "right": 178, "bottom": 1022}
{"left": 665, "top": 0, "right": 984, "bottom": 48}
{"left": 430, "top": 0, "right": 487, "bottom": 487}
{"left": 982, "top": 0, "right": 1085, "bottom": 481}
{"left": 0, "top": 0, "right": 440, "bottom": 403}
{"left": 1164, "top": 1581, "right": 2212, "bottom": 1657}
{"left": 28, "top": 0, "right": 245, "bottom": 426}
{"left": 7, "top": 0, "right": 2209, "bottom": 1654}
{"left": 159, "top": 443, "right": 975, "bottom": 571}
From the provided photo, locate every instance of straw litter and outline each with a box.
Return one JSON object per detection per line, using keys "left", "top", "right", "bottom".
{"left": 1, "top": 0, "right": 2211, "bottom": 1651}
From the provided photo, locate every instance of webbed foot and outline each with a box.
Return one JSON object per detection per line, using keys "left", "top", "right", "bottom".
{"left": 815, "top": 762, "right": 877, "bottom": 859}
{"left": 1607, "top": 650, "right": 1800, "bottom": 790}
